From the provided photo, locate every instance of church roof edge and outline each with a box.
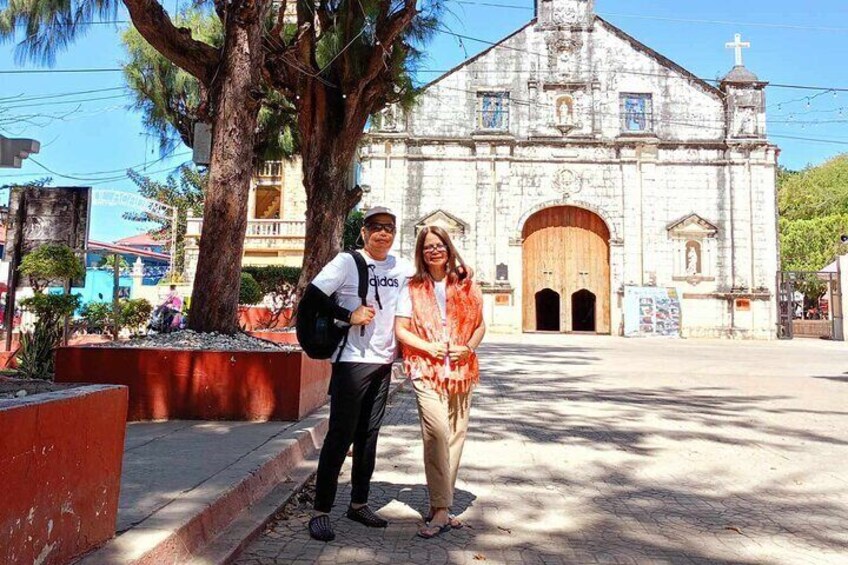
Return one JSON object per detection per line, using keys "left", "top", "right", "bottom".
{"left": 419, "top": 20, "right": 536, "bottom": 93}
{"left": 418, "top": 16, "right": 724, "bottom": 101}
{"left": 594, "top": 16, "right": 723, "bottom": 99}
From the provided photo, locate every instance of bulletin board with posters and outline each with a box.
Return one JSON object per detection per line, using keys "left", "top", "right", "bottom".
{"left": 623, "top": 286, "right": 682, "bottom": 338}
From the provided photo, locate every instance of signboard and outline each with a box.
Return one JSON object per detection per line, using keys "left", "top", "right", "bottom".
{"left": 6, "top": 185, "right": 91, "bottom": 288}
{"left": 623, "top": 286, "right": 681, "bottom": 338}
{"left": 735, "top": 298, "right": 751, "bottom": 312}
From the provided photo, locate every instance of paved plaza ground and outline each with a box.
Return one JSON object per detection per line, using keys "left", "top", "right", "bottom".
{"left": 236, "top": 334, "right": 848, "bottom": 564}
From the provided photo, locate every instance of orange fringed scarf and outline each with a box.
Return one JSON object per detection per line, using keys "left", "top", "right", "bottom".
{"left": 401, "top": 277, "right": 484, "bottom": 395}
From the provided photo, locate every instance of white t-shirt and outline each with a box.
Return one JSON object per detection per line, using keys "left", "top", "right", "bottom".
{"left": 312, "top": 251, "right": 413, "bottom": 364}
{"left": 397, "top": 279, "right": 447, "bottom": 323}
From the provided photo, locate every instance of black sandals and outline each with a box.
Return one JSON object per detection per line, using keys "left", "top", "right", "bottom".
{"left": 418, "top": 521, "right": 452, "bottom": 539}
{"left": 345, "top": 505, "right": 389, "bottom": 528}
{"left": 425, "top": 510, "right": 464, "bottom": 529}
{"left": 308, "top": 514, "right": 335, "bottom": 542}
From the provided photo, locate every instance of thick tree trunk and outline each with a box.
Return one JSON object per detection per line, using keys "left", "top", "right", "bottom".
{"left": 296, "top": 154, "right": 362, "bottom": 297}
{"left": 187, "top": 19, "right": 264, "bottom": 334}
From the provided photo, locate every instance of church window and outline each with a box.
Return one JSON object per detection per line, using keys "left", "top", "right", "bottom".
{"left": 620, "top": 93, "right": 653, "bottom": 133}
{"left": 478, "top": 92, "right": 510, "bottom": 131}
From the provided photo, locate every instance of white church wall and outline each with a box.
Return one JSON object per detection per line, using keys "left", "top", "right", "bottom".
{"left": 360, "top": 2, "right": 778, "bottom": 339}
{"left": 593, "top": 21, "right": 725, "bottom": 142}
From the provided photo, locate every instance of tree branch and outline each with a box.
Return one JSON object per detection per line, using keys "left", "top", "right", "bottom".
{"left": 122, "top": 0, "right": 221, "bottom": 86}
{"left": 352, "top": 0, "right": 416, "bottom": 98}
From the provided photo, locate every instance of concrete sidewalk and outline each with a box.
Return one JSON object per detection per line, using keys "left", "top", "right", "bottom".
{"left": 77, "top": 371, "right": 405, "bottom": 564}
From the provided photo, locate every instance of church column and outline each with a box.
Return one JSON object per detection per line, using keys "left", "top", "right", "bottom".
{"left": 637, "top": 144, "right": 658, "bottom": 284}
{"left": 609, "top": 239, "right": 625, "bottom": 335}
{"left": 619, "top": 148, "right": 642, "bottom": 286}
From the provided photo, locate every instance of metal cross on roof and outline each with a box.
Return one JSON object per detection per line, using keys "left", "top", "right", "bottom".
{"left": 725, "top": 33, "right": 751, "bottom": 67}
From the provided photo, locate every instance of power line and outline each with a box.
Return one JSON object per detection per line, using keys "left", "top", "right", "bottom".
{"left": 0, "top": 93, "right": 130, "bottom": 110}
{"left": 769, "top": 134, "right": 848, "bottom": 145}
{"left": 597, "top": 12, "right": 848, "bottom": 33}
{"left": 0, "top": 86, "right": 127, "bottom": 104}
{"left": 448, "top": 2, "right": 848, "bottom": 33}
{"left": 0, "top": 67, "right": 123, "bottom": 74}
{"left": 5, "top": 150, "right": 191, "bottom": 182}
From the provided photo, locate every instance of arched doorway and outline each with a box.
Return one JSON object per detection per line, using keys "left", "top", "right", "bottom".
{"left": 522, "top": 205, "right": 611, "bottom": 334}
{"left": 535, "top": 289, "right": 561, "bottom": 331}
{"left": 571, "top": 289, "right": 596, "bottom": 332}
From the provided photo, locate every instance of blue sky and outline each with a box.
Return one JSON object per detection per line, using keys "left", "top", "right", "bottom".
{"left": 1, "top": 0, "right": 847, "bottom": 241}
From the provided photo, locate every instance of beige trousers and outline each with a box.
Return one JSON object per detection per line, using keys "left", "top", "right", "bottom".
{"left": 412, "top": 378, "right": 473, "bottom": 508}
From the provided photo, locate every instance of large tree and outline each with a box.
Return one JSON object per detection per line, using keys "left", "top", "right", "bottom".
{"left": 0, "top": 0, "right": 439, "bottom": 333}
{"left": 778, "top": 154, "right": 848, "bottom": 272}
{"left": 122, "top": 10, "right": 299, "bottom": 161}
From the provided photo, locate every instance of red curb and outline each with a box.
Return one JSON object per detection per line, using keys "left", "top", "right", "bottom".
{"left": 78, "top": 415, "right": 330, "bottom": 565}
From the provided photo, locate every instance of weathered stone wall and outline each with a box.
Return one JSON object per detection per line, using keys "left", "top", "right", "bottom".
{"left": 361, "top": 1, "right": 779, "bottom": 338}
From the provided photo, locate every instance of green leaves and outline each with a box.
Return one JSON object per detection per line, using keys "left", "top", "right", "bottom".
{"left": 778, "top": 154, "right": 848, "bottom": 272}
{"left": 779, "top": 155, "right": 848, "bottom": 221}
{"left": 239, "top": 272, "right": 264, "bottom": 306}
{"left": 19, "top": 243, "right": 85, "bottom": 291}
{"left": 779, "top": 214, "right": 848, "bottom": 273}
{"left": 0, "top": 0, "right": 120, "bottom": 66}
{"left": 125, "top": 164, "right": 205, "bottom": 274}
{"left": 81, "top": 298, "right": 153, "bottom": 334}
{"left": 122, "top": 10, "right": 223, "bottom": 156}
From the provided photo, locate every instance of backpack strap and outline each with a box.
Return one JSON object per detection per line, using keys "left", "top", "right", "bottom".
{"left": 349, "top": 250, "right": 369, "bottom": 306}
{"left": 335, "top": 251, "right": 370, "bottom": 363}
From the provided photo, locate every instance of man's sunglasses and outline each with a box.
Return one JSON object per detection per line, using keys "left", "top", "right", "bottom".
{"left": 365, "top": 222, "right": 396, "bottom": 234}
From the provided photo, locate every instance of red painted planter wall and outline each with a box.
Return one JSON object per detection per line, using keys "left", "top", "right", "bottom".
{"left": 0, "top": 385, "right": 128, "bottom": 565}
{"left": 249, "top": 330, "right": 299, "bottom": 345}
{"left": 238, "top": 306, "right": 292, "bottom": 331}
{"left": 54, "top": 347, "right": 331, "bottom": 421}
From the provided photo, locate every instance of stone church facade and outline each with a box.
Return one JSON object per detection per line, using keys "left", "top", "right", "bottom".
{"left": 360, "top": 0, "right": 779, "bottom": 338}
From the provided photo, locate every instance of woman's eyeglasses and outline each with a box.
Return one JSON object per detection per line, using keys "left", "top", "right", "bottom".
{"left": 423, "top": 243, "right": 447, "bottom": 254}
{"left": 365, "top": 222, "right": 396, "bottom": 234}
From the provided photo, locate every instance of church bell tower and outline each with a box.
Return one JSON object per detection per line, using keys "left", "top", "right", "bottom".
{"left": 720, "top": 33, "right": 768, "bottom": 140}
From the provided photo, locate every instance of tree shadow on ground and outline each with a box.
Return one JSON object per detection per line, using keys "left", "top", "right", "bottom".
{"left": 369, "top": 387, "right": 848, "bottom": 564}
{"left": 813, "top": 375, "right": 848, "bottom": 384}
{"left": 236, "top": 338, "right": 848, "bottom": 564}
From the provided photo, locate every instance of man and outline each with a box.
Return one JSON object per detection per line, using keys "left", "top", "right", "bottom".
{"left": 305, "top": 206, "right": 413, "bottom": 542}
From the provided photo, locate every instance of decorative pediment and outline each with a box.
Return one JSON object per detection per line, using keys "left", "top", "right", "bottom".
{"left": 666, "top": 214, "right": 719, "bottom": 238}
{"left": 414, "top": 209, "right": 469, "bottom": 238}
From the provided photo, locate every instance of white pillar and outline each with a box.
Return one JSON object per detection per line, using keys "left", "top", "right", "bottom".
{"left": 130, "top": 257, "right": 144, "bottom": 299}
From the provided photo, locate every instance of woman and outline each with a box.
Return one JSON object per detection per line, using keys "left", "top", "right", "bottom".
{"left": 395, "top": 226, "right": 485, "bottom": 539}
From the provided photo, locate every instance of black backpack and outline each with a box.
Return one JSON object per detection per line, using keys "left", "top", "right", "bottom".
{"left": 296, "top": 251, "right": 369, "bottom": 361}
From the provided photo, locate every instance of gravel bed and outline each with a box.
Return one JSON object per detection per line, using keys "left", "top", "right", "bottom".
{"left": 94, "top": 330, "right": 299, "bottom": 352}
{"left": 0, "top": 377, "right": 78, "bottom": 400}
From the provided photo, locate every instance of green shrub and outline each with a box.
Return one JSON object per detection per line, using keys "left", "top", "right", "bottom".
{"left": 239, "top": 272, "right": 263, "bottom": 305}
{"left": 240, "top": 265, "right": 301, "bottom": 296}
{"left": 15, "top": 317, "right": 60, "bottom": 380}
{"left": 80, "top": 298, "right": 153, "bottom": 335}
{"left": 16, "top": 293, "right": 79, "bottom": 380}
{"left": 19, "top": 243, "right": 85, "bottom": 291}
{"left": 122, "top": 299, "right": 153, "bottom": 333}
{"left": 20, "top": 293, "right": 81, "bottom": 327}
{"left": 80, "top": 301, "right": 114, "bottom": 334}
